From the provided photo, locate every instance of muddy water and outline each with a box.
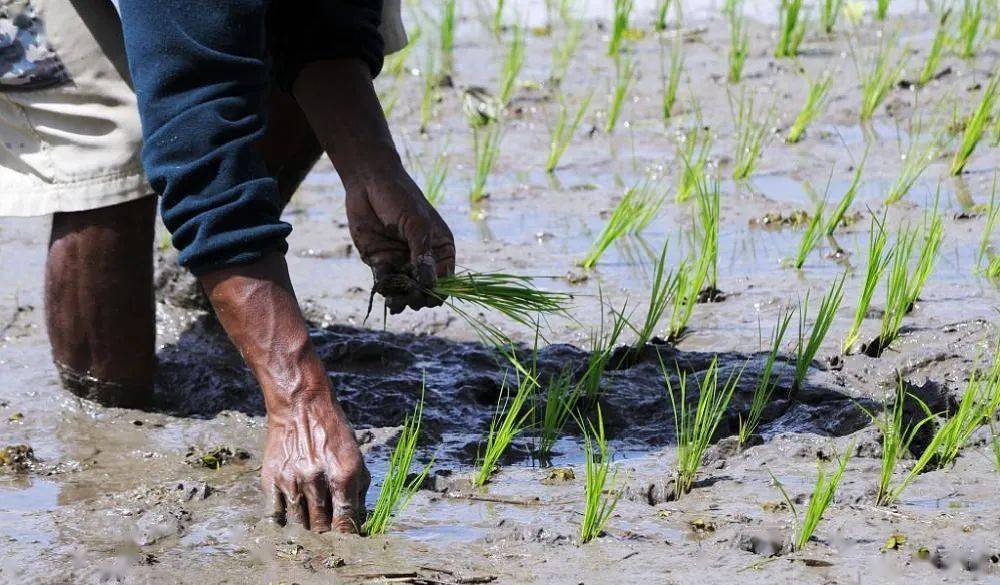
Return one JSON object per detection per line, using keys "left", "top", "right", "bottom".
{"left": 2, "top": 2, "right": 999, "bottom": 583}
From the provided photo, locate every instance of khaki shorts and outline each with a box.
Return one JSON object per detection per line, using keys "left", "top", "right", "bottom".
{"left": 0, "top": 0, "right": 407, "bottom": 217}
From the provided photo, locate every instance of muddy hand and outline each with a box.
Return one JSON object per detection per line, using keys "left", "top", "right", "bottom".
{"left": 262, "top": 397, "right": 370, "bottom": 533}
{"left": 345, "top": 173, "right": 455, "bottom": 314}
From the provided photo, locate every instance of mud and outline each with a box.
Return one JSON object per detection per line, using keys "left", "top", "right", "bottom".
{"left": 1, "top": 2, "right": 999, "bottom": 584}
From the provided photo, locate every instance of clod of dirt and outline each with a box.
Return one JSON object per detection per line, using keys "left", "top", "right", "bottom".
{"left": 0, "top": 444, "right": 36, "bottom": 472}
{"left": 134, "top": 505, "right": 192, "bottom": 546}
{"left": 184, "top": 446, "right": 251, "bottom": 469}
{"left": 736, "top": 531, "right": 787, "bottom": 557}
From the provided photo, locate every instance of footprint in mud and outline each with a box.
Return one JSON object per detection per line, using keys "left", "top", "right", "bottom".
{"left": 151, "top": 316, "right": 875, "bottom": 466}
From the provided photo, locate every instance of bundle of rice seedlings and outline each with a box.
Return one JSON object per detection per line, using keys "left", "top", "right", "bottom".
{"left": 578, "top": 406, "right": 623, "bottom": 544}
{"left": 876, "top": 0, "right": 891, "bottom": 20}
{"left": 663, "top": 356, "right": 743, "bottom": 498}
{"left": 655, "top": 0, "right": 673, "bottom": 30}
{"left": 903, "top": 207, "right": 943, "bottom": 310}
{"left": 608, "top": 0, "right": 635, "bottom": 55}
{"left": 950, "top": 73, "right": 998, "bottom": 175}
{"left": 667, "top": 253, "right": 711, "bottom": 341}
{"left": 432, "top": 272, "right": 572, "bottom": 329}
{"left": 536, "top": 369, "right": 578, "bottom": 461}
{"left": 825, "top": 148, "right": 868, "bottom": 235}
{"left": 858, "top": 375, "right": 936, "bottom": 506}
{"left": 440, "top": 0, "right": 457, "bottom": 70}
{"left": 787, "top": 71, "right": 833, "bottom": 143}
{"left": 730, "top": 90, "right": 773, "bottom": 180}
{"left": 728, "top": 9, "right": 749, "bottom": 83}
{"left": 364, "top": 384, "right": 431, "bottom": 535}
{"left": 581, "top": 180, "right": 667, "bottom": 269}
{"left": 547, "top": 92, "right": 592, "bottom": 173}
{"left": 627, "top": 241, "right": 680, "bottom": 350}
{"left": 676, "top": 123, "right": 712, "bottom": 202}
{"left": 793, "top": 275, "right": 846, "bottom": 391}
{"left": 958, "top": 0, "right": 984, "bottom": 58}
{"left": 662, "top": 35, "right": 685, "bottom": 120}
{"left": 695, "top": 174, "right": 721, "bottom": 289}
{"left": 474, "top": 361, "right": 537, "bottom": 486}
{"left": 843, "top": 213, "right": 892, "bottom": 353}
{"left": 470, "top": 122, "right": 504, "bottom": 202}
{"left": 606, "top": 55, "right": 635, "bottom": 133}
{"left": 918, "top": 11, "right": 950, "bottom": 86}
{"left": 775, "top": 0, "right": 807, "bottom": 58}
{"left": 770, "top": 446, "right": 852, "bottom": 550}
{"left": 874, "top": 226, "right": 917, "bottom": 355}
{"left": 854, "top": 34, "right": 906, "bottom": 120}
{"left": 793, "top": 196, "right": 827, "bottom": 269}
{"left": 499, "top": 24, "right": 526, "bottom": 106}
{"left": 820, "top": 0, "right": 844, "bottom": 33}
{"left": 580, "top": 297, "right": 630, "bottom": 401}
{"left": 928, "top": 345, "right": 1000, "bottom": 469}
{"left": 739, "top": 307, "right": 794, "bottom": 446}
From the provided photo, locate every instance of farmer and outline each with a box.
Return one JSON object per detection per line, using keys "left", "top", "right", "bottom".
{"left": 0, "top": 0, "right": 454, "bottom": 533}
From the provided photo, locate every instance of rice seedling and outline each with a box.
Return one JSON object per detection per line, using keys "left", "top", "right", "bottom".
{"left": 786, "top": 71, "right": 833, "bottom": 144}
{"left": 499, "top": 24, "right": 526, "bottom": 106}
{"left": 608, "top": 0, "right": 634, "bottom": 55}
{"left": 431, "top": 272, "right": 572, "bottom": 328}
{"left": 386, "top": 27, "right": 422, "bottom": 77}
{"left": 551, "top": 15, "right": 584, "bottom": 83}
{"left": 606, "top": 55, "right": 635, "bottom": 133}
{"left": 667, "top": 254, "right": 711, "bottom": 341}
{"left": 738, "top": 307, "right": 794, "bottom": 447}
{"left": 950, "top": 73, "right": 998, "bottom": 175}
{"left": 820, "top": 0, "right": 843, "bottom": 33}
{"left": 492, "top": 0, "right": 506, "bottom": 34}
{"left": 730, "top": 90, "right": 773, "bottom": 180}
{"left": 728, "top": 9, "right": 749, "bottom": 83}
{"left": 990, "top": 420, "right": 1000, "bottom": 471}
{"left": 858, "top": 375, "right": 936, "bottom": 506}
{"left": 474, "top": 359, "right": 537, "bottom": 486}
{"left": 792, "top": 196, "right": 827, "bottom": 269}
{"left": 581, "top": 180, "right": 666, "bottom": 269}
{"left": 855, "top": 34, "right": 906, "bottom": 121}
{"left": 662, "top": 356, "right": 743, "bottom": 498}
{"left": 363, "top": 384, "right": 431, "bottom": 535}
{"left": 536, "top": 369, "right": 578, "bottom": 461}
{"left": 775, "top": 0, "right": 807, "bottom": 58}
{"left": 655, "top": 0, "right": 676, "bottom": 30}
{"left": 927, "top": 346, "right": 1000, "bottom": 469}
{"left": 793, "top": 275, "right": 846, "bottom": 391}
{"left": 676, "top": 125, "right": 712, "bottom": 202}
{"left": 842, "top": 213, "right": 892, "bottom": 353}
{"left": 885, "top": 130, "right": 940, "bottom": 205}
{"left": 875, "top": 226, "right": 917, "bottom": 354}
{"left": 903, "top": 206, "right": 943, "bottom": 310}
{"left": 876, "top": 0, "right": 891, "bottom": 20}
{"left": 918, "top": 11, "right": 949, "bottom": 86}
{"left": 978, "top": 176, "right": 999, "bottom": 269}
{"left": 626, "top": 241, "right": 680, "bottom": 350}
{"left": 546, "top": 92, "right": 592, "bottom": 173}
{"left": 470, "top": 122, "right": 503, "bottom": 202}
{"left": 580, "top": 296, "right": 630, "bottom": 401}
{"left": 769, "top": 445, "right": 851, "bottom": 550}
{"left": 695, "top": 174, "right": 721, "bottom": 289}
{"left": 418, "top": 147, "right": 450, "bottom": 207}
{"left": 662, "top": 34, "right": 685, "bottom": 120}
{"left": 825, "top": 148, "right": 868, "bottom": 235}
{"left": 958, "top": 0, "right": 984, "bottom": 58}
{"left": 440, "top": 0, "right": 457, "bottom": 70}
{"left": 578, "top": 406, "right": 623, "bottom": 544}
{"left": 419, "top": 48, "right": 438, "bottom": 132}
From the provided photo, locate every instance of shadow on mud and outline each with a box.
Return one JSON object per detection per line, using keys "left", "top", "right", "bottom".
{"left": 152, "top": 315, "right": 875, "bottom": 464}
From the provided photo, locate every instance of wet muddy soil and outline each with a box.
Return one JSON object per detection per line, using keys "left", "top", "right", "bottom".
{"left": 2, "top": 2, "right": 999, "bottom": 583}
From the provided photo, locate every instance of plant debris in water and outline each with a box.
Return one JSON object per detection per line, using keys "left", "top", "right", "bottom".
{"left": 185, "top": 446, "right": 251, "bottom": 469}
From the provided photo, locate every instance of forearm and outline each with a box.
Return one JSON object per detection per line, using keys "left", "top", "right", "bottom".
{"left": 198, "top": 253, "right": 331, "bottom": 415}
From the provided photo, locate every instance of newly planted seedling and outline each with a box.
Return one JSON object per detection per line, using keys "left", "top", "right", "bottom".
{"left": 918, "top": 11, "right": 949, "bottom": 86}
{"left": 695, "top": 174, "right": 721, "bottom": 289}
{"left": 551, "top": 16, "right": 583, "bottom": 83}
{"left": 843, "top": 214, "right": 892, "bottom": 353}
{"left": 775, "top": 0, "right": 807, "bottom": 58}
{"left": 728, "top": 9, "right": 749, "bottom": 83}
{"left": 793, "top": 275, "right": 846, "bottom": 391}
{"left": 499, "top": 24, "right": 526, "bottom": 106}
{"left": 537, "top": 369, "right": 578, "bottom": 461}
{"left": 470, "top": 122, "right": 503, "bottom": 202}
{"left": 825, "top": 149, "right": 868, "bottom": 235}
{"left": 364, "top": 384, "right": 431, "bottom": 535}
{"left": 609, "top": 0, "right": 635, "bottom": 55}
{"left": 547, "top": 92, "right": 592, "bottom": 173}
{"left": 770, "top": 446, "right": 852, "bottom": 550}
{"left": 581, "top": 180, "right": 666, "bottom": 268}
{"left": 885, "top": 129, "right": 941, "bottom": 205}
{"left": 978, "top": 176, "right": 999, "bottom": 269}
{"left": 793, "top": 195, "right": 827, "bottom": 269}
{"left": 492, "top": 0, "right": 506, "bottom": 34}
{"left": 580, "top": 296, "right": 630, "bottom": 401}
{"left": 606, "top": 55, "right": 635, "bottom": 133}
{"left": 874, "top": 226, "right": 917, "bottom": 354}
{"left": 958, "top": 0, "right": 984, "bottom": 58}
{"left": 663, "top": 356, "right": 743, "bottom": 498}
{"left": 854, "top": 34, "right": 906, "bottom": 120}
{"left": 668, "top": 254, "right": 711, "bottom": 341}
{"left": 950, "top": 73, "right": 998, "bottom": 175}
{"left": 578, "top": 406, "right": 623, "bottom": 544}
{"left": 787, "top": 71, "right": 833, "bottom": 143}
{"left": 904, "top": 207, "right": 943, "bottom": 310}
{"left": 419, "top": 146, "right": 450, "bottom": 206}
{"left": 820, "top": 0, "right": 844, "bottom": 33}
{"left": 928, "top": 346, "right": 1000, "bottom": 469}
{"left": 662, "top": 34, "right": 685, "bottom": 120}
{"left": 738, "top": 307, "right": 794, "bottom": 446}
{"left": 474, "top": 359, "right": 537, "bottom": 486}
{"left": 432, "top": 272, "right": 571, "bottom": 329}
{"left": 730, "top": 90, "right": 773, "bottom": 180}
{"left": 627, "top": 241, "right": 680, "bottom": 350}
{"left": 876, "top": 0, "right": 891, "bottom": 20}
{"left": 676, "top": 124, "right": 712, "bottom": 202}
{"left": 440, "top": 0, "right": 457, "bottom": 70}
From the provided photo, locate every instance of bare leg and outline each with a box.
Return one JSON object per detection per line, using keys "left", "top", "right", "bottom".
{"left": 46, "top": 196, "right": 157, "bottom": 408}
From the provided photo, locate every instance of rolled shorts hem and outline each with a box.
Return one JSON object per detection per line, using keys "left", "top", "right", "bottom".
{"left": 0, "top": 168, "right": 154, "bottom": 216}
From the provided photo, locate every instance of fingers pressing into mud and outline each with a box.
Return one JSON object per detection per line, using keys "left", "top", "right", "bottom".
{"left": 302, "top": 478, "right": 333, "bottom": 533}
